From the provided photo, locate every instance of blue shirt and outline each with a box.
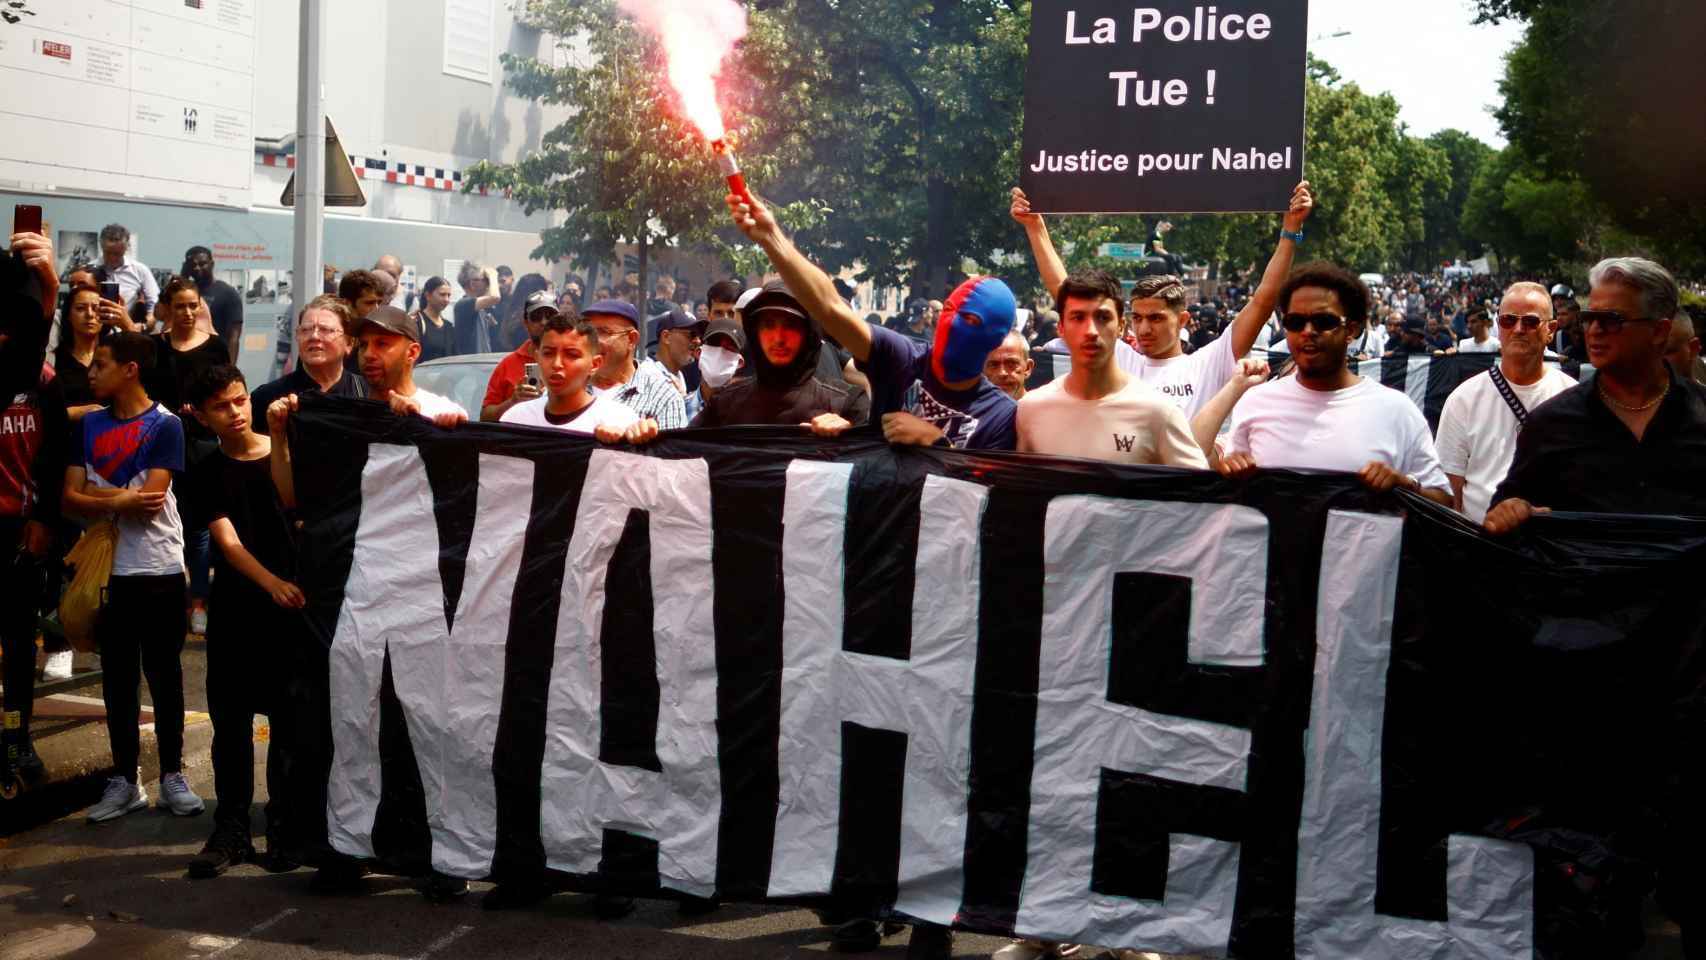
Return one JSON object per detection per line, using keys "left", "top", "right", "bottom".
{"left": 78, "top": 403, "right": 186, "bottom": 575}
{"left": 859, "top": 324, "right": 1017, "bottom": 450}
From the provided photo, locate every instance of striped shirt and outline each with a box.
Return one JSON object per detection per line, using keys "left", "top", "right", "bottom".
{"left": 593, "top": 359, "right": 688, "bottom": 429}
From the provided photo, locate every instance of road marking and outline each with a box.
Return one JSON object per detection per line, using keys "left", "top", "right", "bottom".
{"left": 407, "top": 925, "right": 475, "bottom": 960}
{"left": 200, "top": 907, "right": 299, "bottom": 957}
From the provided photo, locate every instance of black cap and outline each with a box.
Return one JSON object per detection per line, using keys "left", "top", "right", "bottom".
{"left": 703, "top": 316, "right": 745, "bottom": 352}
{"left": 745, "top": 279, "right": 811, "bottom": 326}
{"left": 354, "top": 305, "right": 420, "bottom": 343}
{"left": 653, "top": 307, "right": 705, "bottom": 335}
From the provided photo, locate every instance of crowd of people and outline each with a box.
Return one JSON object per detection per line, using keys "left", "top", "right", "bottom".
{"left": 3, "top": 168, "right": 1701, "bottom": 960}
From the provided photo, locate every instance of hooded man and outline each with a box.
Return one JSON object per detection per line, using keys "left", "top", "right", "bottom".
{"left": 726, "top": 195, "right": 1017, "bottom": 449}
{"left": 688, "top": 279, "right": 868, "bottom": 431}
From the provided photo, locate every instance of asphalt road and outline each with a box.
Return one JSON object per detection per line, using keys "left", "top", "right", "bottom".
{"left": 0, "top": 742, "right": 1011, "bottom": 960}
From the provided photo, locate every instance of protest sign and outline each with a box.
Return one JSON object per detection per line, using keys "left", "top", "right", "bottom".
{"left": 1020, "top": 1, "right": 1310, "bottom": 213}
{"left": 286, "top": 398, "right": 1704, "bottom": 958}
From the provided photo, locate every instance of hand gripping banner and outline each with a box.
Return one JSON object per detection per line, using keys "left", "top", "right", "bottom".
{"left": 288, "top": 396, "right": 1703, "bottom": 959}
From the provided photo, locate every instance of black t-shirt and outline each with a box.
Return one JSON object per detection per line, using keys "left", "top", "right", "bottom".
{"left": 196, "top": 449, "right": 296, "bottom": 621}
{"left": 452, "top": 298, "right": 490, "bottom": 356}
{"left": 146, "top": 333, "right": 230, "bottom": 449}
{"left": 202, "top": 280, "right": 245, "bottom": 341}
{"left": 419, "top": 311, "right": 457, "bottom": 363}
{"left": 250, "top": 366, "right": 369, "bottom": 435}
{"left": 53, "top": 350, "right": 97, "bottom": 407}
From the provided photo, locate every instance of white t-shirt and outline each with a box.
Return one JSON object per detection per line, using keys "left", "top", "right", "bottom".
{"left": 1456, "top": 337, "right": 1501, "bottom": 354}
{"left": 1121, "top": 333, "right": 1237, "bottom": 419}
{"left": 501, "top": 393, "right": 640, "bottom": 435}
{"left": 1434, "top": 366, "right": 1576, "bottom": 522}
{"left": 399, "top": 386, "right": 467, "bottom": 420}
{"left": 1226, "top": 376, "right": 1449, "bottom": 491}
{"left": 1017, "top": 376, "right": 1207, "bottom": 469}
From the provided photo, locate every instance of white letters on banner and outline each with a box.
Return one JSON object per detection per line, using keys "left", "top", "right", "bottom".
{"left": 321, "top": 450, "right": 1540, "bottom": 957}
{"left": 328, "top": 444, "right": 533, "bottom": 875}
{"left": 538, "top": 450, "right": 722, "bottom": 897}
{"left": 767, "top": 463, "right": 987, "bottom": 925}
{"left": 1017, "top": 498, "right": 1267, "bottom": 950}
{"left": 1295, "top": 511, "right": 1534, "bottom": 959}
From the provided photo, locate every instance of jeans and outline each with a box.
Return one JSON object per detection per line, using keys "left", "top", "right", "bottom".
{"left": 99, "top": 573, "right": 187, "bottom": 781}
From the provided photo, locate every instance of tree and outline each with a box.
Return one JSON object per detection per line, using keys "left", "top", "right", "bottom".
{"left": 1422, "top": 130, "right": 1494, "bottom": 263}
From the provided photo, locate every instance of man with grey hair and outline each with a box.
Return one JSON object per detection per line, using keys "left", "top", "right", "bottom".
{"left": 453, "top": 260, "right": 501, "bottom": 355}
{"left": 1435, "top": 281, "right": 1575, "bottom": 522}
{"left": 1487, "top": 257, "right": 1705, "bottom": 534}
{"left": 96, "top": 223, "right": 159, "bottom": 317}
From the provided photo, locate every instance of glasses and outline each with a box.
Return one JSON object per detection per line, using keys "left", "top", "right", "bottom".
{"left": 1496, "top": 313, "right": 1545, "bottom": 331}
{"left": 1281, "top": 312, "right": 1345, "bottom": 333}
{"left": 298, "top": 322, "right": 345, "bottom": 340}
{"left": 1579, "top": 310, "right": 1653, "bottom": 334}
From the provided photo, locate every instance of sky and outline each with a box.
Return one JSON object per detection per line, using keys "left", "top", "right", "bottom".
{"left": 1305, "top": 0, "right": 1527, "bottom": 147}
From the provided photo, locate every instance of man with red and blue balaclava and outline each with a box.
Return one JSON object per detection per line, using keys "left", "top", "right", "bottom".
{"left": 727, "top": 191, "right": 1018, "bottom": 451}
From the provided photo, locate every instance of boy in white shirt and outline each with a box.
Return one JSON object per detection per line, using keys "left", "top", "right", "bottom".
{"left": 1214, "top": 263, "right": 1453, "bottom": 503}
{"left": 1017, "top": 272, "right": 1206, "bottom": 468}
{"left": 502, "top": 314, "right": 657, "bottom": 443}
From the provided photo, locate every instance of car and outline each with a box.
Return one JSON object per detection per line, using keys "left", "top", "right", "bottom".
{"left": 411, "top": 352, "right": 507, "bottom": 419}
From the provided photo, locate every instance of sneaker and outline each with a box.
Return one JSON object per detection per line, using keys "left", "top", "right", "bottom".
{"left": 41, "top": 649, "right": 74, "bottom": 681}
{"left": 189, "top": 824, "right": 255, "bottom": 879}
{"left": 677, "top": 894, "right": 721, "bottom": 917}
{"left": 86, "top": 776, "right": 148, "bottom": 822}
{"left": 158, "top": 772, "right": 206, "bottom": 816}
{"left": 309, "top": 858, "right": 369, "bottom": 896}
{"left": 906, "top": 922, "right": 953, "bottom": 960}
{"left": 10, "top": 747, "right": 46, "bottom": 784}
{"left": 259, "top": 834, "right": 301, "bottom": 874}
{"left": 189, "top": 607, "right": 208, "bottom": 636}
{"left": 833, "top": 919, "right": 884, "bottom": 953}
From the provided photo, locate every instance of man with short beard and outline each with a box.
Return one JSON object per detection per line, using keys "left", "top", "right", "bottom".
{"left": 1216, "top": 263, "right": 1452, "bottom": 505}
{"left": 1435, "top": 284, "right": 1575, "bottom": 522}
{"left": 250, "top": 296, "right": 367, "bottom": 435}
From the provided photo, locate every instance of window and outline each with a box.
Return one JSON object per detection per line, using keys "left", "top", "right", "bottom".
{"left": 443, "top": 0, "right": 493, "bottom": 84}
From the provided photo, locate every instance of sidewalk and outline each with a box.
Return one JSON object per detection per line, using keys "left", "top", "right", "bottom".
{"left": 2, "top": 641, "right": 212, "bottom": 833}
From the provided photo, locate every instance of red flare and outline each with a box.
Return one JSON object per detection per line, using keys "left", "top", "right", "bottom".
{"left": 712, "top": 138, "right": 751, "bottom": 203}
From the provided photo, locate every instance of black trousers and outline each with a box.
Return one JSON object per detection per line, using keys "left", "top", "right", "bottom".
{"left": 1, "top": 530, "right": 47, "bottom": 765}
{"left": 206, "top": 607, "right": 296, "bottom": 839}
{"left": 99, "top": 573, "right": 187, "bottom": 780}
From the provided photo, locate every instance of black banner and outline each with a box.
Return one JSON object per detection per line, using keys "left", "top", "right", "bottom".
{"left": 1019, "top": 0, "right": 1309, "bottom": 213}
{"left": 289, "top": 396, "right": 1703, "bottom": 959}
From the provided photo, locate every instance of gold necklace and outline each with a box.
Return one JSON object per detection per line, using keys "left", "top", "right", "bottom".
{"left": 1598, "top": 380, "right": 1669, "bottom": 412}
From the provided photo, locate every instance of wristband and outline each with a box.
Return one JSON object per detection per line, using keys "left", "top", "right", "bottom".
{"left": 1280, "top": 229, "right": 1305, "bottom": 244}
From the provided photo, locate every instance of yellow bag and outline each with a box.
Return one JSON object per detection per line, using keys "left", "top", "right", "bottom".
{"left": 59, "top": 520, "right": 117, "bottom": 654}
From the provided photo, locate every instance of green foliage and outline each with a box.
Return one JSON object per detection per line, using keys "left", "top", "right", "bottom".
{"left": 1478, "top": 0, "right": 1706, "bottom": 275}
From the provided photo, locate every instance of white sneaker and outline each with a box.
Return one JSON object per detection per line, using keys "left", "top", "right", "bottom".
{"left": 158, "top": 772, "right": 205, "bottom": 816}
{"left": 86, "top": 776, "right": 148, "bottom": 822}
{"left": 189, "top": 608, "right": 208, "bottom": 636}
{"left": 41, "top": 649, "right": 74, "bottom": 681}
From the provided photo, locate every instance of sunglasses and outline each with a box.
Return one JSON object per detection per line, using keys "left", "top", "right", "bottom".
{"left": 1496, "top": 313, "right": 1545, "bottom": 331}
{"left": 1281, "top": 312, "right": 1345, "bottom": 333}
{"left": 1579, "top": 310, "right": 1654, "bottom": 334}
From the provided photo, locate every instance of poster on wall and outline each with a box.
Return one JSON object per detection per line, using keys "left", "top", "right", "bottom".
{"left": 0, "top": 0, "right": 257, "bottom": 207}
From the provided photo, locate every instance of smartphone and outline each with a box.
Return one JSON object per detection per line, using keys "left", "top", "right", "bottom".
{"left": 524, "top": 362, "right": 542, "bottom": 389}
{"left": 100, "top": 281, "right": 123, "bottom": 304}
{"left": 13, "top": 204, "right": 43, "bottom": 236}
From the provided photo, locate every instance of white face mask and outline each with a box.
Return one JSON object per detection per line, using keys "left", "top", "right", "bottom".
{"left": 699, "top": 344, "right": 743, "bottom": 388}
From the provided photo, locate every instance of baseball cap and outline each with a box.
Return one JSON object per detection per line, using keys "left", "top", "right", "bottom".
{"left": 354, "top": 305, "right": 419, "bottom": 343}
{"left": 1401, "top": 314, "right": 1427, "bottom": 334}
{"left": 524, "top": 290, "right": 560, "bottom": 319}
{"left": 703, "top": 316, "right": 746, "bottom": 352}
{"left": 744, "top": 279, "right": 810, "bottom": 325}
{"left": 582, "top": 298, "right": 640, "bottom": 329}
{"left": 734, "top": 287, "right": 764, "bottom": 312}
{"left": 653, "top": 307, "right": 705, "bottom": 335}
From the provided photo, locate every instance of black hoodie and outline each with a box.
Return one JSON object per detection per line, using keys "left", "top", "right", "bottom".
{"left": 690, "top": 284, "right": 869, "bottom": 428}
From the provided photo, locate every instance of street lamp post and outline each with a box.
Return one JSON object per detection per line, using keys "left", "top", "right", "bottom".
{"left": 291, "top": 0, "right": 326, "bottom": 332}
